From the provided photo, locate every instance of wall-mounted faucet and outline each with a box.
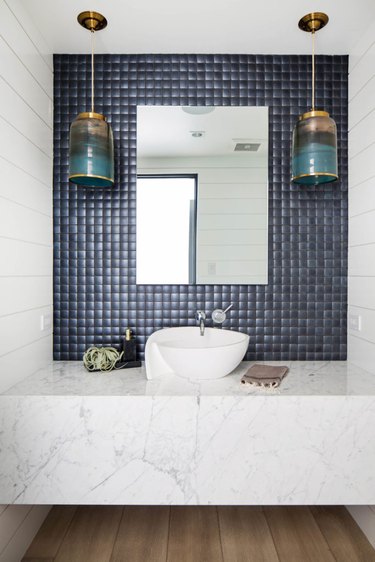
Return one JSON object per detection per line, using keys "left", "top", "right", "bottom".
{"left": 196, "top": 310, "right": 206, "bottom": 336}
{"left": 196, "top": 305, "right": 233, "bottom": 335}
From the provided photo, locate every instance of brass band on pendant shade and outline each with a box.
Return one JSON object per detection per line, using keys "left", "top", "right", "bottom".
{"left": 291, "top": 13, "right": 338, "bottom": 185}
{"left": 68, "top": 11, "right": 114, "bottom": 188}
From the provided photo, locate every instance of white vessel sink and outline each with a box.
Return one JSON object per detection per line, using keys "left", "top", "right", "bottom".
{"left": 145, "top": 327, "right": 249, "bottom": 380}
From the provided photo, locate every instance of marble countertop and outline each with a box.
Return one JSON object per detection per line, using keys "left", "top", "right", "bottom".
{"left": 3, "top": 360, "right": 375, "bottom": 397}
{"left": 2, "top": 359, "right": 375, "bottom": 505}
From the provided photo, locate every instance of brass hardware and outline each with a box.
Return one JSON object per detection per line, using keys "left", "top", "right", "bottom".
{"left": 298, "top": 12, "right": 329, "bottom": 33}
{"left": 292, "top": 172, "right": 338, "bottom": 181}
{"left": 68, "top": 173, "right": 114, "bottom": 182}
{"left": 76, "top": 12, "right": 108, "bottom": 115}
{"left": 298, "top": 12, "right": 330, "bottom": 112}
{"left": 300, "top": 110, "right": 329, "bottom": 120}
{"left": 77, "top": 11, "right": 107, "bottom": 32}
{"left": 76, "top": 112, "right": 106, "bottom": 121}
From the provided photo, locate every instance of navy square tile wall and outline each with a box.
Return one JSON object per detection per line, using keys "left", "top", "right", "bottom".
{"left": 53, "top": 54, "right": 348, "bottom": 361}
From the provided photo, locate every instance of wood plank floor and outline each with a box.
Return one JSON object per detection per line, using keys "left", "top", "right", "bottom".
{"left": 22, "top": 506, "right": 375, "bottom": 562}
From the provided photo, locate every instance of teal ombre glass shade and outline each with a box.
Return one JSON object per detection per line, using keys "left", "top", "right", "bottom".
{"left": 69, "top": 112, "right": 114, "bottom": 187}
{"left": 291, "top": 110, "right": 338, "bottom": 185}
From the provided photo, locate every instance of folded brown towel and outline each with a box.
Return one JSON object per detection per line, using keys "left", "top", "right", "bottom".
{"left": 241, "top": 364, "right": 289, "bottom": 389}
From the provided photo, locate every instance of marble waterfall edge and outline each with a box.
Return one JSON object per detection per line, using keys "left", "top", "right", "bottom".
{"left": 0, "top": 361, "right": 375, "bottom": 505}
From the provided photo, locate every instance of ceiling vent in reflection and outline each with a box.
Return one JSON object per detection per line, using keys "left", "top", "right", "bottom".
{"left": 233, "top": 142, "right": 261, "bottom": 152}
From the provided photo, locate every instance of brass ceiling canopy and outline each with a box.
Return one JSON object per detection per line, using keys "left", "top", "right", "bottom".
{"left": 77, "top": 11, "right": 107, "bottom": 32}
{"left": 298, "top": 12, "right": 328, "bottom": 33}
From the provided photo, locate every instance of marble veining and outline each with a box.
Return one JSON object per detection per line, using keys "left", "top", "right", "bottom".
{"left": 0, "top": 361, "right": 374, "bottom": 505}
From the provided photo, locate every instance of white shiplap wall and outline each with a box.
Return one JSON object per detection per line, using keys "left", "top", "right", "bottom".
{"left": 347, "top": 18, "right": 375, "bottom": 549}
{"left": 348, "top": 20, "right": 375, "bottom": 374}
{"left": 0, "top": 0, "right": 53, "bottom": 392}
{"left": 0, "top": 0, "right": 52, "bottom": 560}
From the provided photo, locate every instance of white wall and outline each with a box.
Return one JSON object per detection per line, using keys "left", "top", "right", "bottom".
{"left": 0, "top": 0, "right": 53, "bottom": 393}
{"left": 347, "top": 17, "right": 375, "bottom": 548}
{"left": 348, "top": 20, "right": 375, "bottom": 373}
{"left": 0, "top": 0, "right": 52, "bottom": 559}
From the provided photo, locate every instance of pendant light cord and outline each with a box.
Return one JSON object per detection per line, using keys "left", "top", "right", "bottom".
{"left": 91, "top": 29, "right": 95, "bottom": 113}
{"left": 311, "top": 30, "right": 315, "bottom": 111}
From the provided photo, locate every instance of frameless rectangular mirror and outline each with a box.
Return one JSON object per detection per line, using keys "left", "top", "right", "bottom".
{"left": 136, "top": 106, "right": 269, "bottom": 285}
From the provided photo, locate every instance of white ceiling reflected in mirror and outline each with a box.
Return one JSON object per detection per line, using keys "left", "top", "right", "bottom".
{"left": 136, "top": 106, "right": 268, "bottom": 285}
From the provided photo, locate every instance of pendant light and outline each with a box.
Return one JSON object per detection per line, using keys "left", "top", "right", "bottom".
{"left": 69, "top": 11, "right": 114, "bottom": 188}
{"left": 291, "top": 13, "right": 338, "bottom": 185}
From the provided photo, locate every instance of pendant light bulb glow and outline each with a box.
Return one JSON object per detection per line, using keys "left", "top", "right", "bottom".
{"left": 291, "top": 13, "right": 338, "bottom": 185}
{"left": 69, "top": 11, "right": 114, "bottom": 188}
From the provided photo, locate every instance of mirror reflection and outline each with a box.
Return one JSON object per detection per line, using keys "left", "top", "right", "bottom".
{"left": 136, "top": 106, "right": 269, "bottom": 285}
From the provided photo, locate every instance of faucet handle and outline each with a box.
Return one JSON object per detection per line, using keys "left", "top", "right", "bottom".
{"left": 211, "top": 303, "right": 233, "bottom": 325}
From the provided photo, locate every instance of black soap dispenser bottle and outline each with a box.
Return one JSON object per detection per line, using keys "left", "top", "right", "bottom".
{"left": 122, "top": 328, "right": 137, "bottom": 361}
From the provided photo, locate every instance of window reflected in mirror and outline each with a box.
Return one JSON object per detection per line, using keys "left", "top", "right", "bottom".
{"left": 136, "top": 175, "right": 197, "bottom": 284}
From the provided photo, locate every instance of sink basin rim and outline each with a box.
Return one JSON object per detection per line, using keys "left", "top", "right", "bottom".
{"left": 158, "top": 329, "right": 248, "bottom": 351}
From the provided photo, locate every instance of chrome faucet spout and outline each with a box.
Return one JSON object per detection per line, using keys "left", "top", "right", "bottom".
{"left": 196, "top": 310, "right": 206, "bottom": 336}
